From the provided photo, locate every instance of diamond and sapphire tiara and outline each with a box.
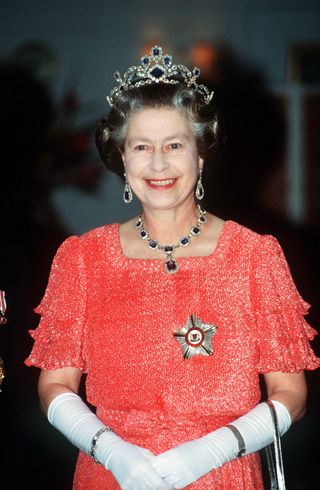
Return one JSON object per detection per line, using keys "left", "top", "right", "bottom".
{"left": 106, "top": 45, "right": 214, "bottom": 107}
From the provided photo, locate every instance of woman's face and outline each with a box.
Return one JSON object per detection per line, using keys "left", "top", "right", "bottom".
{"left": 122, "top": 107, "right": 203, "bottom": 212}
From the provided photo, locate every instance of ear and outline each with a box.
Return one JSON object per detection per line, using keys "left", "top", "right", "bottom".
{"left": 121, "top": 151, "right": 126, "bottom": 166}
{"left": 198, "top": 156, "right": 204, "bottom": 170}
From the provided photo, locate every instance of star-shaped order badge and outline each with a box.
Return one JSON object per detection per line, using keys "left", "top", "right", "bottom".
{"left": 174, "top": 314, "right": 218, "bottom": 359}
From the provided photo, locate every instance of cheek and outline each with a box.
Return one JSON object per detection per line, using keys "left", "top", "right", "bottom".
{"left": 125, "top": 155, "right": 149, "bottom": 176}
{"left": 188, "top": 149, "right": 201, "bottom": 173}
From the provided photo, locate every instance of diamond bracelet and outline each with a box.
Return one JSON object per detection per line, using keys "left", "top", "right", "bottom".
{"left": 90, "top": 426, "right": 112, "bottom": 465}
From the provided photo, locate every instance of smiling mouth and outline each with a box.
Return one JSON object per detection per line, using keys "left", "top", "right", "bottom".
{"left": 146, "top": 178, "right": 176, "bottom": 188}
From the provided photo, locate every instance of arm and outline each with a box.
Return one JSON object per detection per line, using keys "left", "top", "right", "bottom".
{"left": 263, "top": 371, "right": 307, "bottom": 422}
{"left": 152, "top": 372, "right": 304, "bottom": 489}
{"left": 38, "top": 368, "right": 171, "bottom": 490}
{"left": 38, "top": 366, "right": 83, "bottom": 411}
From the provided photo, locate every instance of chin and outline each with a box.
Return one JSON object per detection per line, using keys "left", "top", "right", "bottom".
{"left": 141, "top": 195, "right": 194, "bottom": 212}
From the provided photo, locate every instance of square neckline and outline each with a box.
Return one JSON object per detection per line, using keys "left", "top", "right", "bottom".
{"left": 112, "top": 219, "right": 233, "bottom": 265}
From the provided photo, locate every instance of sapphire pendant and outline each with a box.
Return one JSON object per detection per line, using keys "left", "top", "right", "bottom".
{"left": 164, "top": 255, "right": 179, "bottom": 274}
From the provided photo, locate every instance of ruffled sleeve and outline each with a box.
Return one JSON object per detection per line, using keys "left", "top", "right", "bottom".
{"left": 25, "top": 235, "right": 88, "bottom": 371}
{"left": 250, "top": 234, "right": 320, "bottom": 373}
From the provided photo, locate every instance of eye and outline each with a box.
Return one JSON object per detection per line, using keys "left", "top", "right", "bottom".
{"left": 134, "top": 144, "right": 152, "bottom": 152}
{"left": 164, "top": 142, "right": 182, "bottom": 152}
{"left": 170, "top": 143, "right": 182, "bottom": 150}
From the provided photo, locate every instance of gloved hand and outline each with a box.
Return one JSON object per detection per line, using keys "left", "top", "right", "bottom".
{"left": 99, "top": 430, "right": 172, "bottom": 490}
{"left": 151, "top": 426, "right": 236, "bottom": 488}
{"left": 48, "top": 392, "right": 171, "bottom": 490}
{"left": 151, "top": 400, "right": 291, "bottom": 488}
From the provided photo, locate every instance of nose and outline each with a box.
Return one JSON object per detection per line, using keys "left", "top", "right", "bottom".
{"left": 149, "top": 147, "right": 169, "bottom": 172}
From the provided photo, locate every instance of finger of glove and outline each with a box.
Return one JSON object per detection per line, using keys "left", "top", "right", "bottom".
{"left": 129, "top": 476, "right": 173, "bottom": 490}
{"left": 123, "top": 461, "right": 172, "bottom": 490}
{"left": 136, "top": 446, "right": 155, "bottom": 460}
{"left": 108, "top": 442, "right": 153, "bottom": 475}
{"left": 163, "top": 473, "right": 181, "bottom": 487}
{"left": 151, "top": 454, "right": 175, "bottom": 477}
{"left": 122, "top": 481, "right": 168, "bottom": 490}
{"left": 151, "top": 459, "right": 181, "bottom": 487}
{"left": 152, "top": 453, "right": 196, "bottom": 488}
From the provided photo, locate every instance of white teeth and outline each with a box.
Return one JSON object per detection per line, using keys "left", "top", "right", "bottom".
{"left": 149, "top": 179, "right": 175, "bottom": 186}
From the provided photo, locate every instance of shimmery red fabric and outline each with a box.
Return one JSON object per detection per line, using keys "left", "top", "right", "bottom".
{"left": 26, "top": 221, "right": 320, "bottom": 489}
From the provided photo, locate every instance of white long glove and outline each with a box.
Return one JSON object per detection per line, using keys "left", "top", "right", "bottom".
{"left": 48, "top": 392, "right": 171, "bottom": 490}
{"left": 151, "top": 400, "right": 291, "bottom": 489}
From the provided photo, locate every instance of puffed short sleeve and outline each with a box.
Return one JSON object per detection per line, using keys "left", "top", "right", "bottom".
{"left": 250, "top": 235, "right": 320, "bottom": 373}
{"left": 25, "top": 235, "right": 87, "bottom": 371}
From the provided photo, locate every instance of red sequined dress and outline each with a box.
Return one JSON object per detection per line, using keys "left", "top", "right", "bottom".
{"left": 26, "top": 221, "right": 320, "bottom": 489}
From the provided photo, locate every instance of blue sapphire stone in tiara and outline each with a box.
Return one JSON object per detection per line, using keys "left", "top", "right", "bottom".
{"left": 148, "top": 240, "right": 158, "bottom": 249}
{"left": 150, "top": 66, "right": 164, "bottom": 79}
{"left": 180, "top": 237, "right": 190, "bottom": 246}
{"left": 107, "top": 46, "right": 214, "bottom": 108}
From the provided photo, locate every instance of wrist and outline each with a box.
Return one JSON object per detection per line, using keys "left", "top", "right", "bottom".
{"left": 47, "top": 392, "right": 112, "bottom": 465}
{"left": 227, "top": 400, "right": 291, "bottom": 456}
{"left": 90, "top": 426, "right": 113, "bottom": 465}
{"left": 201, "top": 426, "right": 240, "bottom": 467}
{"left": 200, "top": 400, "right": 291, "bottom": 471}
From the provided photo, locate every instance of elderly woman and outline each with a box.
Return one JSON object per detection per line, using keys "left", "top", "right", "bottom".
{"left": 26, "top": 46, "right": 320, "bottom": 490}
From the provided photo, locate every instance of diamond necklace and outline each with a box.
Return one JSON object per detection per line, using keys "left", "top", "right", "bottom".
{"left": 135, "top": 205, "right": 207, "bottom": 274}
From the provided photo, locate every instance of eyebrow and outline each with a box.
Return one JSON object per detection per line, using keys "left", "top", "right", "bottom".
{"left": 164, "top": 133, "right": 190, "bottom": 142}
{"left": 127, "top": 133, "right": 190, "bottom": 146}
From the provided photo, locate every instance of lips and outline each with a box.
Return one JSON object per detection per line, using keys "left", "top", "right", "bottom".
{"left": 145, "top": 178, "right": 176, "bottom": 189}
